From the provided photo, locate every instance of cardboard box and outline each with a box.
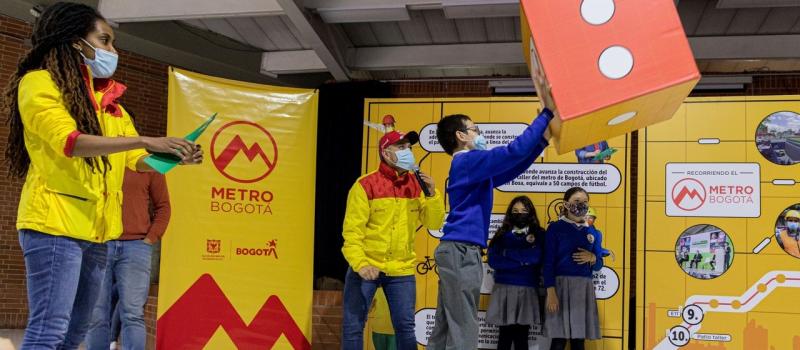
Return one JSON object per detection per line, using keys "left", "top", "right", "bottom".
{"left": 521, "top": 0, "right": 700, "bottom": 153}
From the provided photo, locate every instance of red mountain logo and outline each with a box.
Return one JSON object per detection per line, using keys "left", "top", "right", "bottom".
{"left": 210, "top": 121, "right": 278, "bottom": 184}
{"left": 156, "top": 274, "right": 310, "bottom": 350}
{"left": 671, "top": 178, "right": 706, "bottom": 211}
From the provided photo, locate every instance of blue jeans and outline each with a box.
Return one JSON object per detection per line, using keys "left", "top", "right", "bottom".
{"left": 19, "top": 229, "right": 108, "bottom": 350}
{"left": 341, "top": 268, "right": 416, "bottom": 350}
{"left": 86, "top": 239, "right": 153, "bottom": 350}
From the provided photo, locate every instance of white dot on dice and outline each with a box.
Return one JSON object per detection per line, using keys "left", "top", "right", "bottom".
{"left": 598, "top": 45, "right": 634, "bottom": 79}
{"left": 581, "top": 0, "right": 616, "bottom": 25}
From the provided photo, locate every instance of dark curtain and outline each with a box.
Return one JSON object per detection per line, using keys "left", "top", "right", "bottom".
{"left": 313, "top": 81, "right": 391, "bottom": 288}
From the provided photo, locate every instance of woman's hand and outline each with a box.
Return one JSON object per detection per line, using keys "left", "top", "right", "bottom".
{"left": 546, "top": 287, "right": 559, "bottom": 313}
{"left": 141, "top": 136, "right": 195, "bottom": 160}
{"left": 573, "top": 248, "right": 596, "bottom": 265}
{"left": 180, "top": 144, "right": 204, "bottom": 165}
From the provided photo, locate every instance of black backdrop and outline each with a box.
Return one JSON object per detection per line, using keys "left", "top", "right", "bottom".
{"left": 313, "top": 81, "right": 391, "bottom": 287}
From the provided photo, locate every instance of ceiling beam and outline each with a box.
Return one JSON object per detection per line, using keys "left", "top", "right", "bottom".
{"left": 689, "top": 34, "right": 800, "bottom": 59}
{"left": 442, "top": 0, "right": 520, "bottom": 18}
{"left": 97, "top": 0, "right": 283, "bottom": 22}
{"left": 341, "top": 35, "right": 800, "bottom": 71}
{"left": 261, "top": 50, "right": 328, "bottom": 75}
{"left": 348, "top": 43, "right": 523, "bottom": 70}
{"left": 304, "top": 0, "right": 522, "bottom": 23}
{"left": 716, "top": 0, "right": 800, "bottom": 8}
{"left": 276, "top": 0, "right": 351, "bottom": 81}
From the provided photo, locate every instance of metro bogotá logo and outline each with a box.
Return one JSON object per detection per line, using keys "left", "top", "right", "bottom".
{"left": 671, "top": 178, "right": 706, "bottom": 211}
{"left": 210, "top": 121, "right": 278, "bottom": 183}
{"left": 156, "top": 274, "right": 310, "bottom": 349}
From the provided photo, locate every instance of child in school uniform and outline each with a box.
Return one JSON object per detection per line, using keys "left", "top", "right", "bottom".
{"left": 427, "top": 109, "right": 553, "bottom": 349}
{"left": 486, "top": 196, "right": 545, "bottom": 350}
{"left": 543, "top": 187, "right": 604, "bottom": 350}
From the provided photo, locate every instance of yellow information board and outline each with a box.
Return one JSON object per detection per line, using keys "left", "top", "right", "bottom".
{"left": 363, "top": 97, "right": 632, "bottom": 350}
{"left": 637, "top": 96, "right": 800, "bottom": 350}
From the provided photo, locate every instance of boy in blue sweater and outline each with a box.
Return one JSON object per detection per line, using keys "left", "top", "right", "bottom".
{"left": 427, "top": 109, "right": 552, "bottom": 350}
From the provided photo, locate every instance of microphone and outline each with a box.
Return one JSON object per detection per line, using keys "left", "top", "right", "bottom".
{"left": 412, "top": 165, "right": 432, "bottom": 197}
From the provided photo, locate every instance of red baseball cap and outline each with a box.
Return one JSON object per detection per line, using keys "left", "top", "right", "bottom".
{"left": 379, "top": 130, "right": 419, "bottom": 152}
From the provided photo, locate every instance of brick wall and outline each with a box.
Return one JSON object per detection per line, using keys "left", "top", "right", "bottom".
{"left": 312, "top": 291, "right": 343, "bottom": 350}
{"left": 389, "top": 79, "right": 493, "bottom": 97}
{"left": 0, "top": 13, "right": 169, "bottom": 329}
{"left": 0, "top": 13, "right": 33, "bottom": 330}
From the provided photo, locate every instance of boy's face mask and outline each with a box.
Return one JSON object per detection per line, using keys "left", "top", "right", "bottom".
{"left": 472, "top": 134, "right": 488, "bottom": 150}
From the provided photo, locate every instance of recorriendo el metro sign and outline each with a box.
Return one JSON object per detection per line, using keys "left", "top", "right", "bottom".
{"left": 666, "top": 163, "right": 760, "bottom": 218}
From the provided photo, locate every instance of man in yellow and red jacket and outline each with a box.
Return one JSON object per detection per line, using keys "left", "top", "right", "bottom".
{"left": 341, "top": 130, "right": 445, "bottom": 350}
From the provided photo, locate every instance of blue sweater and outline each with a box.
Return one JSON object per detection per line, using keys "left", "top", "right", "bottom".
{"left": 487, "top": 228, "right": 544, "bottom": 287}
{"left": 440, "top": 109, "right": 552, "bottom": 247}
{"left": 542, "top": 219, "right": 604, "bottom": 288}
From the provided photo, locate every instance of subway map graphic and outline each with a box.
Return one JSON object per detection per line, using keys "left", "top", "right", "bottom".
{"left": 638, "top": 96, "right": 800, "bottom": 350}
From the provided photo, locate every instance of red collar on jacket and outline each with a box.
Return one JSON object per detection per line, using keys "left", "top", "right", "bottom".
{"left": 79, "top": 65, "right": 127, "bottom": 118}
{"left": 379, "top": 161, "right": 411, "bottom": 184}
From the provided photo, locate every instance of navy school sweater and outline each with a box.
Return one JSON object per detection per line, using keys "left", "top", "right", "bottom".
{"left": 487, "top": 228, "right": 544, "bottom": 287}
{"left": 542, "top": 219, "right": 604, "bottom": 288}
{"left": 439, "top": 109, "right": 552, "bottom": 247}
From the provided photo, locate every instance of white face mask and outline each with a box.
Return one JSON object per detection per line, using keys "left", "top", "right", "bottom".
{"left": 80, "top": 38, "right": 118, "bottom": 78}
{"left": 392, "top": 148, "right": 415, "bottom": 171}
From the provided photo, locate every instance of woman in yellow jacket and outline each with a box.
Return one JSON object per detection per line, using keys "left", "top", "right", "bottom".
{"left": 1, "top": 3, "right": 201, "bottom": 349}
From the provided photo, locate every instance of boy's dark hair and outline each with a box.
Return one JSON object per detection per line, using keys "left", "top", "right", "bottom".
{"left": 436, "top": 114, "right": 471, "bottom": 155}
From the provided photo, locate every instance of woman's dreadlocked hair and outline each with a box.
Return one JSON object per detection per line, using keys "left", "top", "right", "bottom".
{"left": 2, "top": 2, "right": 111, "bottom": 178}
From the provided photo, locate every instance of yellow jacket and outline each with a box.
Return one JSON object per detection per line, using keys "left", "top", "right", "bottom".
{"left": 16, "top": 67, "right": 149, "bottom": 242}
{"left": 342, "top": 162, "right": 445, "bottom": 276}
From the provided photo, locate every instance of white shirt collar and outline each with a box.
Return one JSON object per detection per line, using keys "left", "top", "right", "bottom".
{"left": 560, "top": 216, "right": 589, "bottom": 227}
{"left": 511, "top": 226, "right": 529, "bottom": 235}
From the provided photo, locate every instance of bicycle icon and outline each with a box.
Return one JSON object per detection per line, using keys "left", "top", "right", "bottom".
{"left": 416, "top": 256, "right": 439, "bottom": 276}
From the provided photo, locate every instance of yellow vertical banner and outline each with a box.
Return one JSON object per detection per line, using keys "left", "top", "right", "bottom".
{"left": 637, "top": 96, "right": 800, "bottom": 350}
{"left": 156, "top": 68, "right": 317, "bottom": 349}
{"left": 363, "top": 97, "right": 632, "bottom": 349}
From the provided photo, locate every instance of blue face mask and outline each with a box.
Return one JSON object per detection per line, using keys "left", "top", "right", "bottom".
{"left": 789, "top": 221, "right": 800, "bottom": 232}
{"left": 81, "top": 39, "right": 118, "bottom": 78}
{"left": 393, "top": 149, "right": 416, "bottom": 171}
{"left": 473, "top": 135, "right": 488, "bottom": 150}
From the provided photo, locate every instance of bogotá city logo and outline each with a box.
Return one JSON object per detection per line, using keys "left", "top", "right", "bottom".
{"left": 672, "top": 178, "right": 706, "bottom": 211}
{"left": 210, "top": 121, "right": 278, "bottom": 184}
{"left": 206, "top": 239, "right": 221, "bottom": 254}
{"left": 235, "top": 239, "right": 279, "bottom": 259}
